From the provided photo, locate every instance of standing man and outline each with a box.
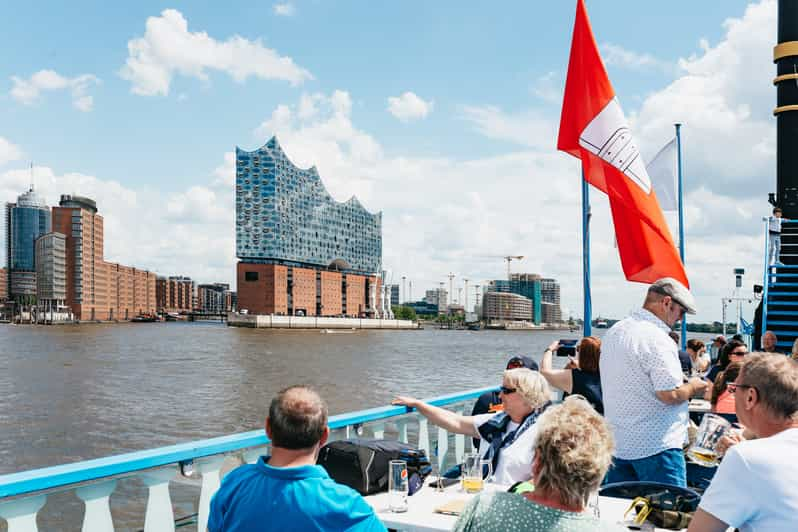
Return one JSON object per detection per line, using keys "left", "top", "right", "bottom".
{"left": 208, "top": 386, "right": 386, "bottom": 532}
{"left": 600, "top": 278, "right": 708, "bottom": 487}
{"left": 766, "top": 207, "right": 785, "bottom": 265}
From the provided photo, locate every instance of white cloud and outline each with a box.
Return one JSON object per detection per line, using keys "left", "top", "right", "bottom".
{"left": 10, "top": 70, "right": 100, "bottom": 111}
{"left": 600, "top": 43, "right": 677, "bottom": 75}
{"left": 119, "top": 8, "right": 313, "bottom": 96}
{"left": 460, "top": 105, "right": 557, "bottom": 150}
{"left": 0, "top": 137, "right": 23, "bottom": 167}
{"left": 387, "top": 92, "right": 434, "bottom": 122}
{"left": 531, "top": 71, "right": 562, "bottom": 105}
{"left": 273, "top": 3, "right": 296, "bottom": 16}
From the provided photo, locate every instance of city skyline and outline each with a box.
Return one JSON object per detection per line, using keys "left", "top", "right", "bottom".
{"left": 0, "top": 1, "right": 775, "bottom": 321}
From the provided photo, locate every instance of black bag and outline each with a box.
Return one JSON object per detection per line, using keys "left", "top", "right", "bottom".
{"left": 317, "top": 438, "right": 432, "bottom": 495}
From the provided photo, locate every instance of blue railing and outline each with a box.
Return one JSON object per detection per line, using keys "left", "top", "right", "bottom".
{"left": 0, "top": 386, "right": 495, "bottom": 531}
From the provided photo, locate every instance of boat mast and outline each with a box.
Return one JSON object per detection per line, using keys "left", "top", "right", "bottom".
{"left": 774, "top": 0, "right": 798, "bottom": 217}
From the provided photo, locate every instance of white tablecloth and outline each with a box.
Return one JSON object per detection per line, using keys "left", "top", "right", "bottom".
{"left": 364, "top": 481, "right": 678, "bottom": 531}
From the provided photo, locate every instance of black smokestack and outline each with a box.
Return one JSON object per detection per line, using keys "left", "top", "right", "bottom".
{"left": 775, "top": 1, "right": 798, "bottom": 217}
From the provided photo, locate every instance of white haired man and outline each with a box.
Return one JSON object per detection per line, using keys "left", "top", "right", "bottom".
{"left": 600, "top": 278, "right": 708, "bottom": 487}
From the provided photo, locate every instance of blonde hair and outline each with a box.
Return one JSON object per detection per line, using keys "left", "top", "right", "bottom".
{"left": 791, "top": 338, "right": 798, "bottom": 361}
{"left": 503, "top": 368, "right": 551, "bottom": 410}
{"left": 533, "top": 396, "right": 615, "bottom": 509}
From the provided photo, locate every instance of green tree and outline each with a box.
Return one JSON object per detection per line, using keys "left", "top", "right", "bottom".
{"left": 392, "top": 305, "right": 417, "bottom": 321}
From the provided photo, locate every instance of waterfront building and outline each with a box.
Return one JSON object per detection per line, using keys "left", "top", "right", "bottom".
{"left": 482, "top": 291, "right": 533, "bottom": 322}
{"left": 0, "top": 267, "right": 7, "bottom": 301}
{"left": 405, "top": 300, "right": 440, "bottom": 317}
{"left": 390, "top": 284, "right": 399, "bottom": 306}
{"left": 491, "top": 273, "right": 543, "bottom": 325}
{"left": 197, "top": 283, "right": 234, "bottom": 314}
{"left": 156, "top": 275, "right": 194, "bottom": 313}
{"left": 5, "top": 186, "right": 51, "bottom": 303}
{"left": 541, "top": 278, "right": 562, "bottom": 323}
{"left": 235, "top": 137, "right": 383, "bottom": 317}
{"left": 35, "top": 232, "right": 67, "bottom": 319}
{"left": 52, "top": 195, "right": 156, "bottom": 321}
{"left": 424, "top": 288, "right": 448, "bottom": 313}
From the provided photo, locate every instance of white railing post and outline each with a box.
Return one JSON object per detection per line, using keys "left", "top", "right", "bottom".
{"left": 196, "top": 456, "right": 226, "bottom": 532}
{"left": 140, "top": 467, "right": 177, "bottom": 532}
{"left": 76, "top": 480, "right": 117, "bottom": 532}
{"left": 0, "top": 495, "right": 47, "bottom": 532}
{"left": 436, "top": 427, "right": 448, "bottom": 470}
{"left": 396, "top": 419, "right": 408, "bottom": 443}
{"left": 417, "top": 415, "right": 430, "bottom": 455}
{"left": 454, "top": 408, "right": 465, "bottom": 463}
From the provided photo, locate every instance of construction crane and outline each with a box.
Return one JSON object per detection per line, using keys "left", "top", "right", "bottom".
{"left": 503, "top": 256, "right": 524, "bottom": 280}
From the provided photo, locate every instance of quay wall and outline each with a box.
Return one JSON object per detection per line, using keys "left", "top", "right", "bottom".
{"left": 227, "top": 313, "right": 418, "bottom": 329}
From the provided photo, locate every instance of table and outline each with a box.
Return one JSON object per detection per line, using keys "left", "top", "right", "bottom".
{"left": 689, "top": 399, "right": 711, "bottom": 414}
{"left": 364, "top": 481, "right": 679, "bottom": 531}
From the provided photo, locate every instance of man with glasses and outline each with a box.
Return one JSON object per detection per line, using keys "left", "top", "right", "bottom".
{"left": 688, "top": 353, "right": 798, "bottom": 531}
{"left": 600, "top": 278, "right": 708, "bottom": 487}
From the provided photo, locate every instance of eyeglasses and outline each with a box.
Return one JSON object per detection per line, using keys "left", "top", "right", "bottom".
{"left": 727, "top": 383, "right": 754, "bottom": 394}
{"left": 499, "top": 386, "right": 517, "bottom": 395}
{"left": 730, "top": 350, "right": 748, "bottom": 356}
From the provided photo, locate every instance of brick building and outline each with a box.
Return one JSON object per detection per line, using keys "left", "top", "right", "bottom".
{"left": 156, "top": 275, "right": 194, "bottom": 313}
{"left": 0, "top": 267, "right": 7, "bottom": 301}
{"left": 52, "top": 195, "right": 156, "bottom": 321}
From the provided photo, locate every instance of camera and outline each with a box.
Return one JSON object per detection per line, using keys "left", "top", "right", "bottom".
{"left": 556, "top": 339, "right": 578, "bottom": 357}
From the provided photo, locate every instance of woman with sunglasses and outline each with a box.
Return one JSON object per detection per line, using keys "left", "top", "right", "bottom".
{"left": 709, "top": 361, "right": 742, "bottom": 415}
{"left": 705, "top": 339, "right": 747, "bottom": 384}
{"left": 393, "top": 368, "right": 551, "bottom": 485}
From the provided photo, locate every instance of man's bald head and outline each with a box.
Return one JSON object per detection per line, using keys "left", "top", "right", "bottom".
{"left": 268, "top": 386, "right": 328, "bottom": 450}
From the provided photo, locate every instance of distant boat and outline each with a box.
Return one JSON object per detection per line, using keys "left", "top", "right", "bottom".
{"left": 595, "top": 320, "right": 609, "bottom": 329}
{"left": 320, "top": 328, "right": 357, "bottom": 334}
{"left": 467, "top": 323, "right": 481, "bottom": 331}
{"left": 132, "top": 314, "right": 158, "bottom": 323}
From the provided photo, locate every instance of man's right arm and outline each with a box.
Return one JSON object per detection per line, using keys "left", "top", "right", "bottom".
{"left": 687, "top": 509, "right": 730, "bottom": 532}
{"left": 655, "top": 378, "right": 707, "bottom": 405}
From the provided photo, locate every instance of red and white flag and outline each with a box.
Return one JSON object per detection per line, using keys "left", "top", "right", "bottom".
{"left": 557, "top": 0, "right": 688, "bottom": 287}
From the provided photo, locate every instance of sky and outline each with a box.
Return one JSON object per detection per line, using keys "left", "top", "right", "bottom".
{"left": 0, "top": 0, "right": 778, "bottom": 323}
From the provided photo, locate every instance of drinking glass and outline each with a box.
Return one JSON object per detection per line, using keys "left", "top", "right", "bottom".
{"left": 587, "top": 491, "right": 600, "bottom": 518}
{"left": 388, "top": 460, "right": 408, "bottom": 512}
{"left": 479, "top": 459, "right": 493, "bottom": 484}
{"left": 687, "top": 413, "right": 732, "bottom": 466}
{"left": 462, "top": 453, "right": 483, "bottom": 493}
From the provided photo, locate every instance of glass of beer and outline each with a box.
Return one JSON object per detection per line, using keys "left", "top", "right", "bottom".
{"left": 462, "top": 454, "right": 484, "bottom": 493}
{"left": 687, "top": 413, "right": 732, "bottom": 466}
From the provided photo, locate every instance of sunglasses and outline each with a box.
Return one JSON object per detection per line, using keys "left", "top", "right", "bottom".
{"left": 499, "top": 386, "right": 517, "bottom": 395}
{"left": 730, "top": 350, "right": 748, "bottom": 356}
{"left": 727, "top": 382, "right": 754, "bottom": 394}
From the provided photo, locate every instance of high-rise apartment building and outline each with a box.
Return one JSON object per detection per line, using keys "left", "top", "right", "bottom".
{"left": 492, "top": 273, "right": 543, "bottom": 324}
{"left": 197, "top": 283, "right": 234, "bottom": 314}
{"left": 0, "top": 267, "right": 7, "bottom": 301}
{"left": 236, "top": 137, "right": 383, "bottom": 317}
{"left": 424, "top": 288, "right": 448, "bottom": 313}
{"left": 540, "top": 278, "right": 562, "bottom": 323}
{"left": 5, "top": 187, "right": 51, "bottom": 301}
{"left": 482, "top": 292, "right": 533, "bottom": 322}
{"left": 52, "top": 195, "right": 156, "bottom": 321}
{"left": 390, "top": 284, "right": 399, "bottom": 306}
{"left": 35, "top": 232, "right": 67, "bottom": 312}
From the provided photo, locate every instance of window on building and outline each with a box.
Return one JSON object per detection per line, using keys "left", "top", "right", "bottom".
{"left": 245, "top": 271, "right": 259, "bottom": 282}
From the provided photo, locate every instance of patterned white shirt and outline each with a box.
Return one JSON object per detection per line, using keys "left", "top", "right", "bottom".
{"left": 599, "top": 308, "right": 687, "bottom": 460}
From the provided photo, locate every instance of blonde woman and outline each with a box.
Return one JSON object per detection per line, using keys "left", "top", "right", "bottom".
{"left": 393, "top": 368, "right": 550, "bottom": 485}
{"left": 453, "top": 396, "right": 623, "bottom": 532}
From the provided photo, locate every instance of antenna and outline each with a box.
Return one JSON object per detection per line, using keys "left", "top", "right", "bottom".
{"left": 30, "top": 161, "right": 34, "bottom": 191}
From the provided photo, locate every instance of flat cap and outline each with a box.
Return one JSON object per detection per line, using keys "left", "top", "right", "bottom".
{"left": 650, "top": 277, "right": 697, "bottom": 315}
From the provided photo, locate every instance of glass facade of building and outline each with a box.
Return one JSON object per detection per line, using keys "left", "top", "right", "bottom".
{"left": 235, "top": 137, "right": 382, "bottom": 274}
{"left": 6, "top": 188, "right": 51, "bottom": 298}
{"left": 492, "top": 276, "right": 542, "bottom": 325}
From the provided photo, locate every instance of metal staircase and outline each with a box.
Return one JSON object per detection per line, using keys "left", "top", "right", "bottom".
{"left": 763, "top": 220, "right": 798, "bottom": 351}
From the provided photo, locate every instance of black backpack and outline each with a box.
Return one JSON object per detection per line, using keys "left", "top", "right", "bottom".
{"left": 317, "top": 438, "right": 432, "bottom": 495}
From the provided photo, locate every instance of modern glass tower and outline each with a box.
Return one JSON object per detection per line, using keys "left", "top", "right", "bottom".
{"left": 5, "top": 187, "right": 51, "bottom": 299}
{"left": 235, "top": 137, "right": 382, "bottom": 274}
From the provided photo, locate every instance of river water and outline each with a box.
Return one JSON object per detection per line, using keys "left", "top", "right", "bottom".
{"left": 0, "top": 322, "right": 714, "bottom": 530}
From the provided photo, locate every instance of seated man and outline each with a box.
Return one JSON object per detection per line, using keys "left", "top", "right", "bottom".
{"left": 687, "top": 353, "right": 798, "bottom": 532}
{"left": 208, "top": 385, "right": 386, "bottom": 532}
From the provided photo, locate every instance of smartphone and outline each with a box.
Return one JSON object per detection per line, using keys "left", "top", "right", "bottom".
{"left": 556, "top": 339, "right": 578, "bottom": 357}
{"left": 428, "top": 476, "right": 460, "bottom": 488}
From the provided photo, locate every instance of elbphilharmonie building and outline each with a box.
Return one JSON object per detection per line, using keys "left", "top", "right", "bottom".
{"left": 235, "top": 137, "right": 383, "bottom": 317}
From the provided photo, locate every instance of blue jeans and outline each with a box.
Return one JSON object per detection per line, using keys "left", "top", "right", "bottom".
{"left": 606, "top": 448, "right": 686, "bottom": 487}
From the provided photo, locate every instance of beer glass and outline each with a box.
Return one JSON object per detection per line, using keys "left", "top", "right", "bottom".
{"left": 462, "top": 453, "right": 484, "bottom": 493}
{"left": 388, "top": 460, "right": 408, "bottom": 512}
{"left": 687, "top": 413, "right": 731, "bottom": 466}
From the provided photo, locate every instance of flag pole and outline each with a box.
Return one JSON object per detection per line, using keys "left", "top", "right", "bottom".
{"left": 676, "top": 123, "right": 687, "bottom": 349}
{"left": 582, "top": 167, "right": 592, "bottom": 337}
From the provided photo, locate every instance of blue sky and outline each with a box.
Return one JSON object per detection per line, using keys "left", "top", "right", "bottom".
{"left": 0, "top": 1, "right": 778, "bottom": 320}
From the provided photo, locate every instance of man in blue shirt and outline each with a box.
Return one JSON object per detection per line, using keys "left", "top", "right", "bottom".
{"left": 208, "top": 386, "right": 386, "bottom": 531}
